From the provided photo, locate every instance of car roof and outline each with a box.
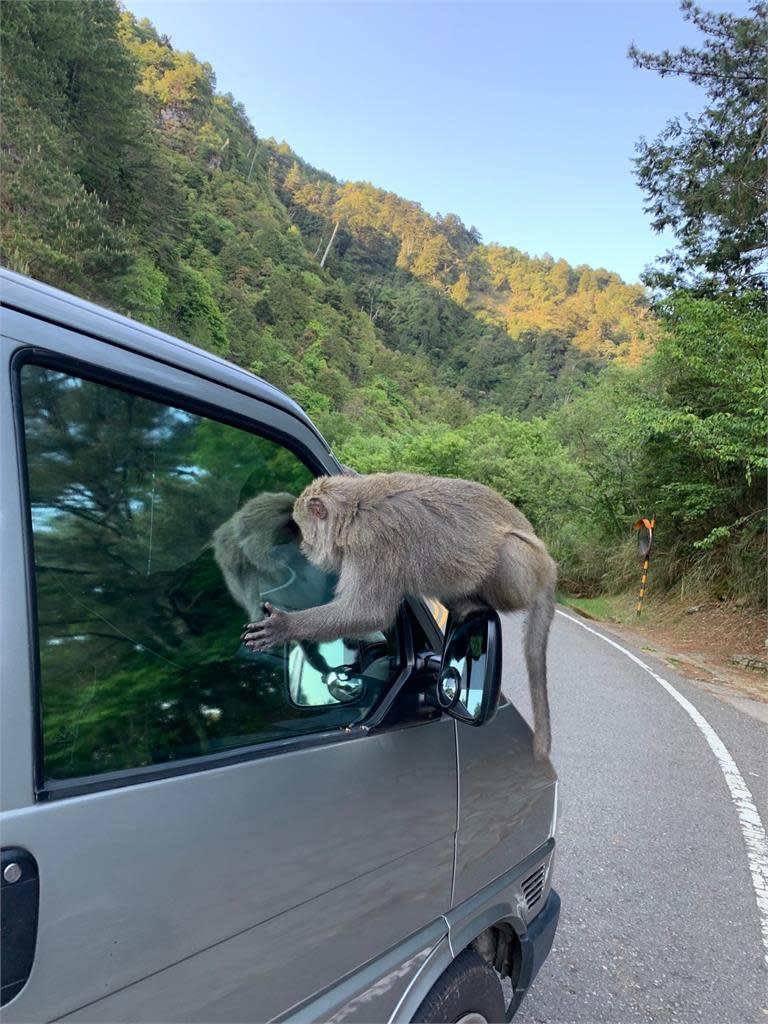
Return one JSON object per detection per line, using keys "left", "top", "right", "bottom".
{"left": 0, "top": 267, "right": 331, "bottom": 451}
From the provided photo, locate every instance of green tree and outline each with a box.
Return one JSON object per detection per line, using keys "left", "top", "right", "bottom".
{"left": 554, "top": 293, "right": 767, "bottom": 598}
{"left": 283, "top": 160, "right": 302, "bottom": 194}
{"left": 450, "top": 271, "right": 470, "bottom": 306}
{"left": 629, "top": 1, "right": 768, "bottom": 291}
{"left": 645, "top": 292, "right": 766, "bottom": 544}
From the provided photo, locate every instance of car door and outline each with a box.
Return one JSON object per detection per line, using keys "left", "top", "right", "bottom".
{"left": 0, "top": 311, "right": 456, "bottom": 1022}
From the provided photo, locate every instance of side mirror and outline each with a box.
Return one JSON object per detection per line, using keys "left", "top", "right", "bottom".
{"left": 436, "top": 610, "right": 502, "bottom": 726}
{"left": 286, "top": 639, "right": 365, "bottom": 707}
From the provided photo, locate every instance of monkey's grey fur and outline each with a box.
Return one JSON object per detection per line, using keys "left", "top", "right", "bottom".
{"left": 242, "top": 473, "right": 558, "bottom": 757}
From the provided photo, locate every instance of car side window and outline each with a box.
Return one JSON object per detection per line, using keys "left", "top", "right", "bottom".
{"left": 19, "top": 363, "right": 403, "bottom": 784}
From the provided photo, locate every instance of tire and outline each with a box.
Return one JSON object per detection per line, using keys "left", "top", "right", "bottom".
{"left": 412, "top": 948, "right": 506, "bottom": 1024}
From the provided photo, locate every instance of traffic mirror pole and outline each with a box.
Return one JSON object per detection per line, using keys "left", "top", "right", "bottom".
{"left": 633, "top": 515, "right": 656, "bottom": 618}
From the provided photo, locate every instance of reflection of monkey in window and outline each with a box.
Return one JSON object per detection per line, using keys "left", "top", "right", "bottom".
{"left": 213, "top": 493, "right": 334, "bottom": 618}
{"left": 213, "top": 492, "right": 336, "bottom": 673}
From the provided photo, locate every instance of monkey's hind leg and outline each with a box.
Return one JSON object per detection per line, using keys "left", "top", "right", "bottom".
{"left": 446, "top": 596, "right": 491, "bottom": 622}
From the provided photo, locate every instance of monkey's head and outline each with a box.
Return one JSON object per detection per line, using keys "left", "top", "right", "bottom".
{"left": 293, "top": 476, "right": 355, "bottom": 573}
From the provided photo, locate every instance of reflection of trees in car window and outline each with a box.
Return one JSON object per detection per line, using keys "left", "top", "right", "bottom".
{"left": 20, "top": 366, "right": 399, "bottom": 782}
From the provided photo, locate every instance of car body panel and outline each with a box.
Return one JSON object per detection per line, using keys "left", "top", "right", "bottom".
{"left": 3, "top": 724, "right": 457, "bottom": 1022}
{"left": 453, "top": 702, "right": 557, "bottom": 907}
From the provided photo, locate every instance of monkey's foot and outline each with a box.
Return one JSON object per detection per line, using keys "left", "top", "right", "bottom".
{"left": 241, "top": 603, "right": 291, "bottom": 652}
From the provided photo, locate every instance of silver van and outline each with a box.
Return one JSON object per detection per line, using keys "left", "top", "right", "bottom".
{"left": 0, "top": 269, "right": 559, "bottom": 1023}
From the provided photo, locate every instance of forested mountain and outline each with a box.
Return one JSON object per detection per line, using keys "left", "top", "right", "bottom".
{"left": 1, "top": 0, "right": 764, "bottom": 603}
{"left": 1, "top": 3, "right": 474, "bottom": 446}
{"left": 268, "top": 144, "right": 658, "bottom": 416}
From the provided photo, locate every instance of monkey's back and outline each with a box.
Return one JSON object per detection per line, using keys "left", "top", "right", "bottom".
{"left": 333, "top": 472, "right": 541, "bottom": 600}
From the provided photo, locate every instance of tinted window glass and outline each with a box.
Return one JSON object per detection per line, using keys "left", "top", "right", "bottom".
{"left": 20, "top": 365, "right": 401, "bottom": 781}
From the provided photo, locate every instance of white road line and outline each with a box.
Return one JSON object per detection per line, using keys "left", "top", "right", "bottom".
{"left": 556, "top": 609, "right": 768, "bottom": 968}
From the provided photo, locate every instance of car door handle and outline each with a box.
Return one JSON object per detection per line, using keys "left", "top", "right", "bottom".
{"left": 1, "top": 847, "right": 39, "bottom": 1006}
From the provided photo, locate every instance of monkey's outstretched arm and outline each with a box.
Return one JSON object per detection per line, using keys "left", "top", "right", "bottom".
{"left": 241, "top": 598, "right": 398, "bottom": 651}
{"left": 241, "top": 565, "right": 401, "bottom": 651}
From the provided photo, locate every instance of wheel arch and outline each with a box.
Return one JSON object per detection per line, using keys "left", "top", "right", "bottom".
{"left": 389, "top": 904, "right": 527, "bottom": 1023}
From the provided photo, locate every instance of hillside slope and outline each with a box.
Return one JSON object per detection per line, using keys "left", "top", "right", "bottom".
{"left": 268, "top": 144, "right": 658, "bottom": 416}
{"left": 0, "top": 2, "right": 470, "bottom": 445}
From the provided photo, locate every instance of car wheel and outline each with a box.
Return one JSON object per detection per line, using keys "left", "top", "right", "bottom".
{"left": 412, "top": 948, "right": 506, "bottom": 1024}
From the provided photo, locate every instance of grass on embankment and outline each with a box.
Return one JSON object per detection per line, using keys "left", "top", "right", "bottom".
{"left": 557, "top": 589, "right": 725, "bottom": 630}
{"left": 558, "top": 590, "right": 767, "bottom": 680}
{"left": 557, "top": 592, "right": 639, "bottom": 624}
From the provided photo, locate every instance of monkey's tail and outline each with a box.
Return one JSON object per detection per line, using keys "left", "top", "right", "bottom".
{"left": 524, "top": 585, "right": 555, "bottom": 760}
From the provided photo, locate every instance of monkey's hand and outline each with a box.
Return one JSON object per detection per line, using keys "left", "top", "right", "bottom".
{"left": 241, "top": 603, "right": 292, "bottom": 652}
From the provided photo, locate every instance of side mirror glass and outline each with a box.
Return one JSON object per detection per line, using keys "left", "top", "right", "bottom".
{"left": 287, "top": 639, "right": 365, "bottom": 707}
{"left": 438, "top": 610, "right": 502, "bottom": 726}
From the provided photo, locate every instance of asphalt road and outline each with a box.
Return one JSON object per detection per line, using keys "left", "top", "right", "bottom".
{"left": 499, "top": 608, "right": 768, "bottom": 1024}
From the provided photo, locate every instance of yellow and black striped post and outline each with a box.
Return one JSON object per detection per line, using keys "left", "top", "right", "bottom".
{"left": 632, "top": 517, "right": 655, "bottom": 618}
{"left": 636, "top": 554, "right": 651, "bottom": 617}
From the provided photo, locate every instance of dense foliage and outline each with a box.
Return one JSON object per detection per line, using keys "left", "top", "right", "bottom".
{"left": 1, "top": 0, "right": 764, "bottom": 604}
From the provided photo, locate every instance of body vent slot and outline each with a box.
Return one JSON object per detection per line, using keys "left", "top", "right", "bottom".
{"left": 522, "top": 865, "right": 545, "bottom": 911}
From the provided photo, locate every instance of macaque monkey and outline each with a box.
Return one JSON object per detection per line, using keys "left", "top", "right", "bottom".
{"left": 241, "top": 473, "right": 557, "bottom": 756}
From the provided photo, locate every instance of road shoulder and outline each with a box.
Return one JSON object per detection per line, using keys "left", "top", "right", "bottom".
{"left": 562, "top": 601, "right": 767, "bottom": 726}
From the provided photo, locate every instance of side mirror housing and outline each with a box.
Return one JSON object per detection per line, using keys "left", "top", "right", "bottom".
{"left": 436, "top": 610, "right": 502, "bottom": 726}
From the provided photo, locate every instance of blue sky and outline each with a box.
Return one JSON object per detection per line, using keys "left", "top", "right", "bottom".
{"left": 123, "top": 1, "right": 728, "bottom": 284}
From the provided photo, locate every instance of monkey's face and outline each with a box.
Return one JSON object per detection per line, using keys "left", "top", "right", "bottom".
{"left": 292, "top": 481, "right": 342, "bottom": 573}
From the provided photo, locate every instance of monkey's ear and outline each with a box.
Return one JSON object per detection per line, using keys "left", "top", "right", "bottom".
{"left": 307, "top": 497, "right": 328, "bottom": 520}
